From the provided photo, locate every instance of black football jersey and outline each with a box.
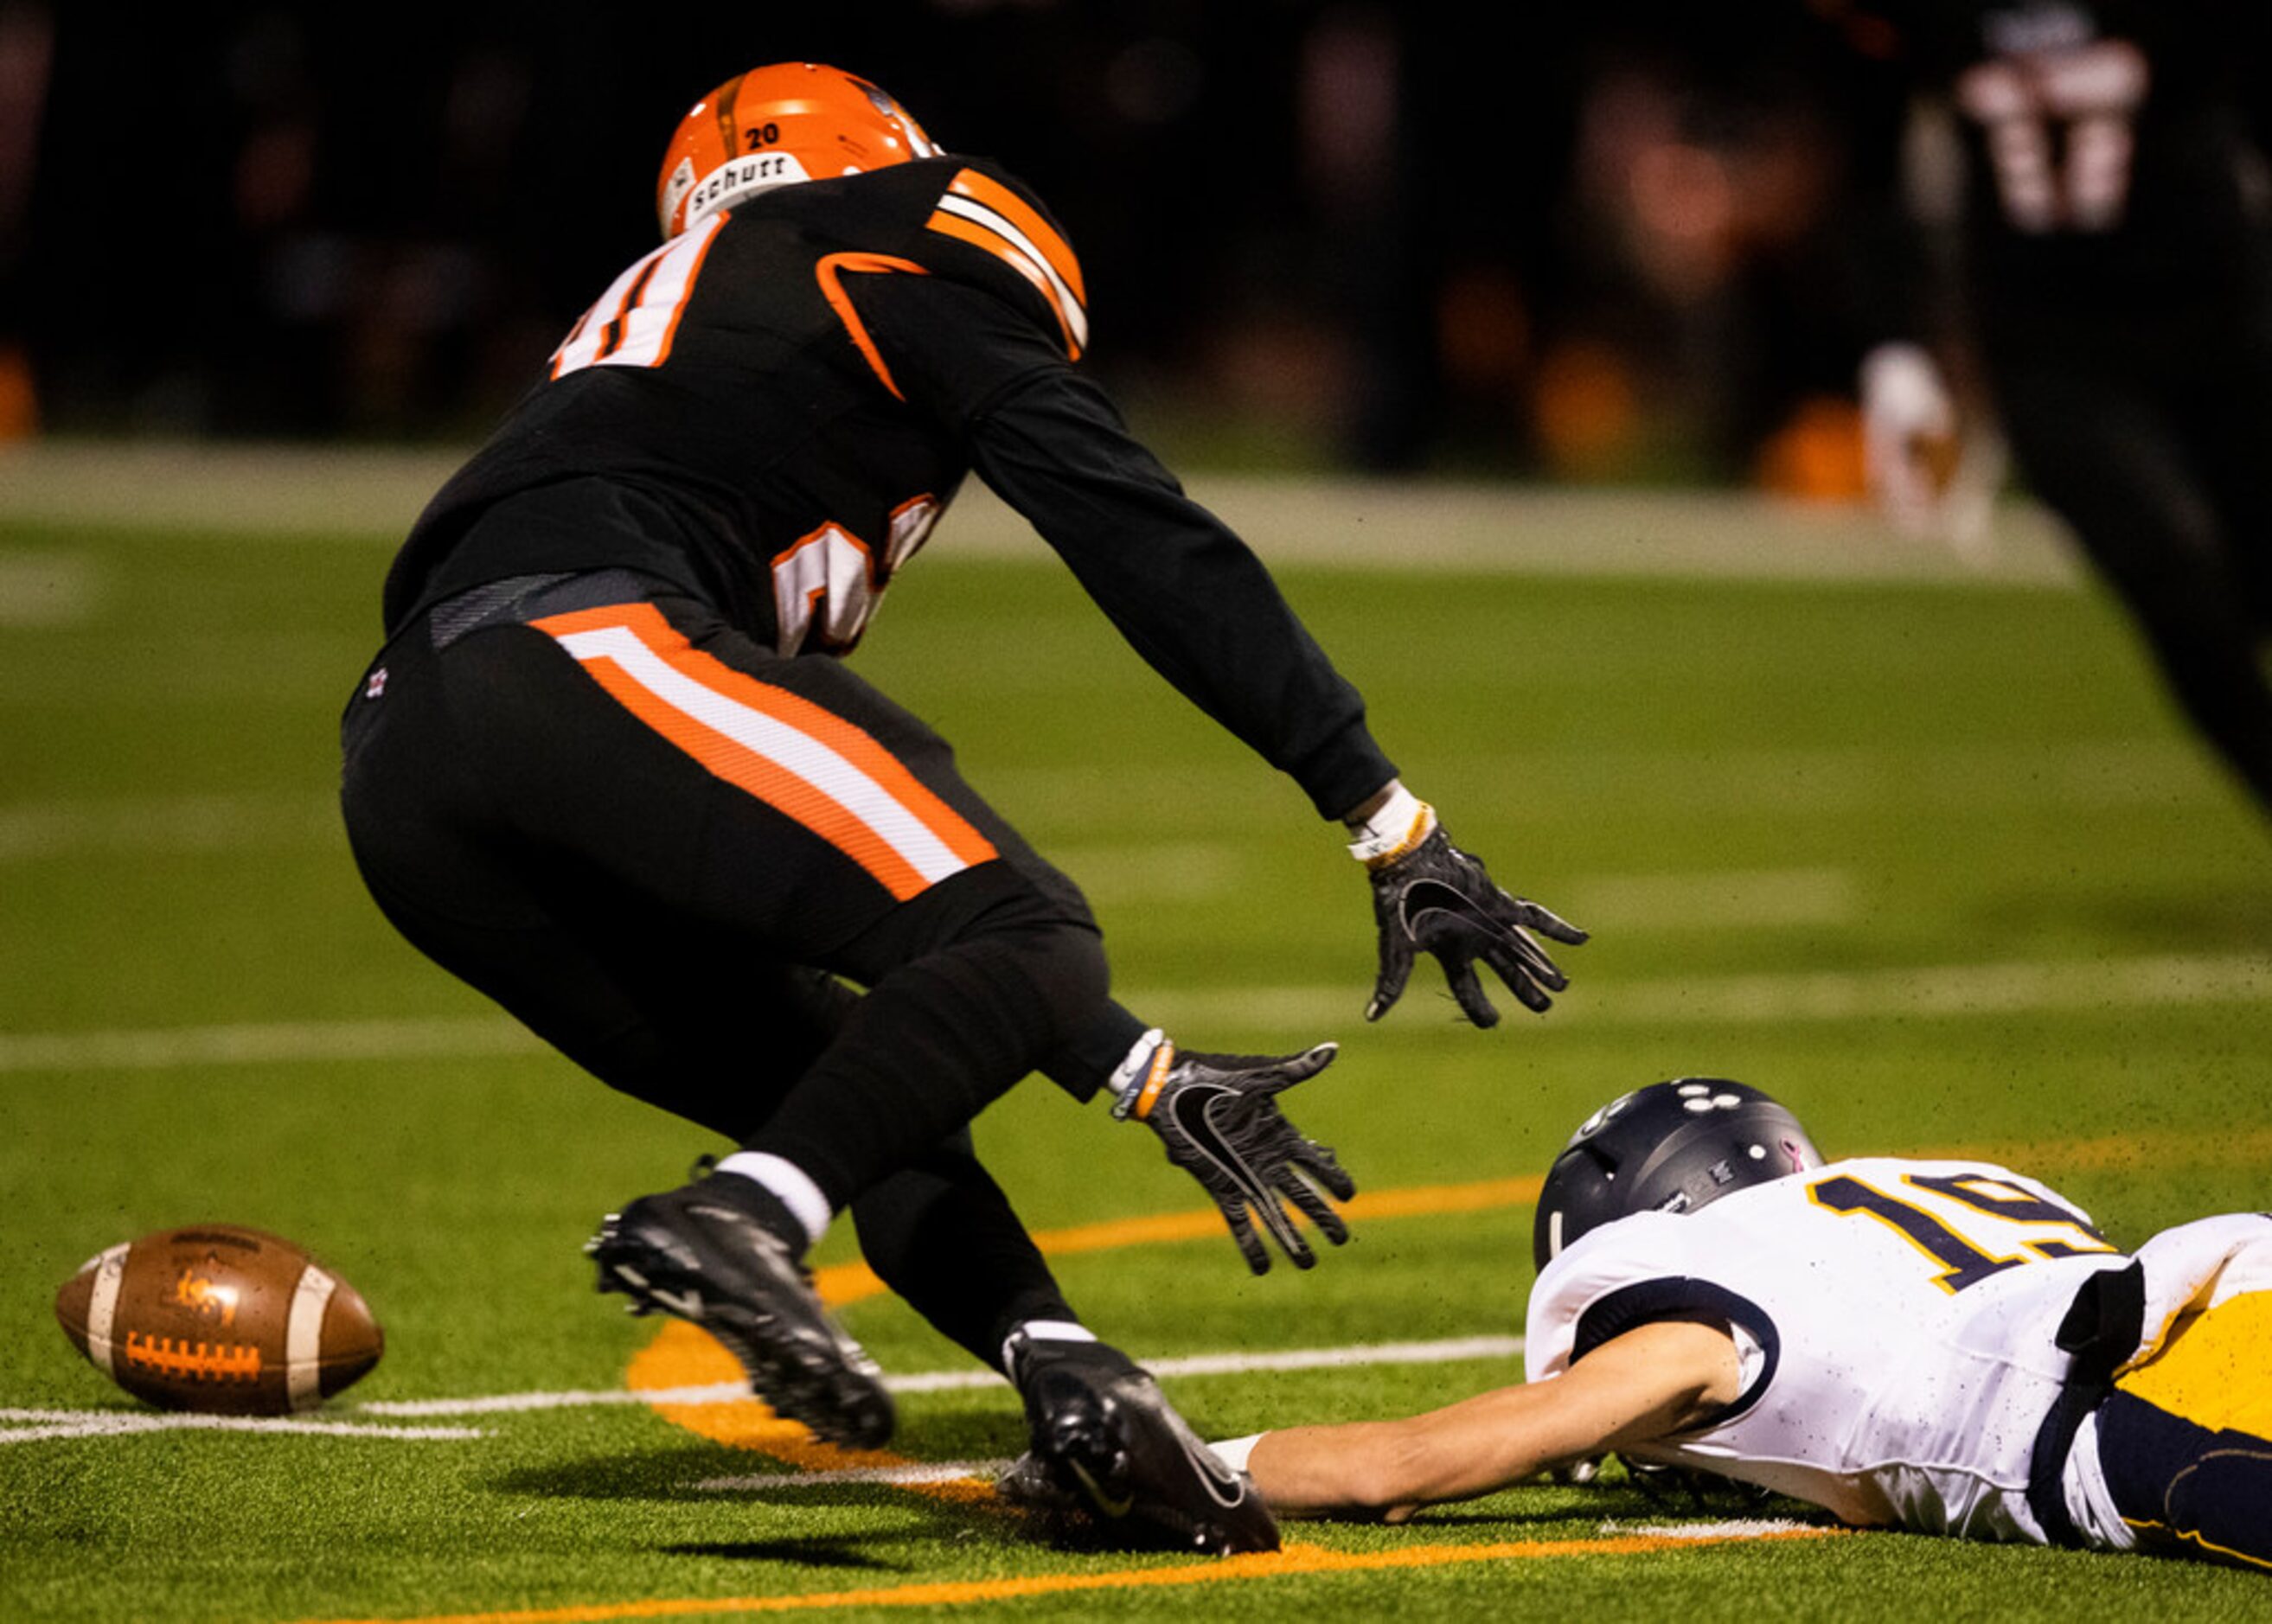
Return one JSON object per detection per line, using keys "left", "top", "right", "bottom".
{"left": 1814, "top": 0, "right": 2272, "bottom": 341}
{"left": 386, "top": 156, "right": 1393, "bottom": 819}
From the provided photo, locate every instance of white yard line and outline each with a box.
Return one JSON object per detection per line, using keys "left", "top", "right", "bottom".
{"left": 698, "top": 1461, "right": 1014, "bottom": 1492}
{"left": 359, "top": 1334, "right": 1526, "bottom": 1420}
{"left": 0, "top": 1016, "right": 543, "bottom": 1073}
{"left": 1609, "top": 1519, "right": 1826, "bottom": 1540}
{"left": 0, "top": 1408, "right": 483, "bottom": 1445}
{"left": 8, "top": 1333, "right": 1522, "bottom": 1445}
{"left": 0, "top": 550, "right": 101, "bottom": 626}
{"left": 0, "top": 793, "right": 341, "bottom": 860}
{"left": 1126, "top": 952, "right": 2272, "bottom": 1033}
{"left": 1558, "top": 867, "right": 1858, "bottom": 932}
{"left": 359, "top": 1383, "right": 751, "bottom": 1418}
{"left": 6, "top": 954, "right": 2265, "bottom": 1075}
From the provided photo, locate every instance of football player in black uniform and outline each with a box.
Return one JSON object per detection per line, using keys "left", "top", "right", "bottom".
{"left": 1821, "top": 0, "right": 2272, "bottom": 818}
{"left": 337, "top": 63, "right": 1584, "bottom": 1555}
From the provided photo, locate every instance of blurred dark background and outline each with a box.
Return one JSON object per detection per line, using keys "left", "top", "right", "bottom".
{"left": 0, "top": 1, "right": 1923, "bottom": 489}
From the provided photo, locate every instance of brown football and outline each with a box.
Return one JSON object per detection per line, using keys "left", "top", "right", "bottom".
{"left": 54, "top": 1224, "right": 383, "bottom": 1415}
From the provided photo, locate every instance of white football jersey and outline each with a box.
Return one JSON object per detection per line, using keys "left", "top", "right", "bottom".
{"left": 1525, "top": 1156, "right": 2129, "bottom": 1542}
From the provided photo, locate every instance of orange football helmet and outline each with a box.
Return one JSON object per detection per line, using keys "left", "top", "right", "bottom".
{"left": 655, "top": 62, "right": 941, "bottom": 240}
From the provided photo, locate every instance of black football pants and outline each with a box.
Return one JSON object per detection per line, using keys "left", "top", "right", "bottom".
{"left": 1990, "top": 329, "right": 2272, "bottom": 815}
{"left": 339, "top": 567, "right": 1141, "bottom": 1371}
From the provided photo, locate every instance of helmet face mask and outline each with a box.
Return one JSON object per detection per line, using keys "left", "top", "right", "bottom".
{"left": 656, "top": 62, "right": 942, "bottom": 240}
{"left": 1531, "top": 1079, "right": 1824, "bottom": 1270}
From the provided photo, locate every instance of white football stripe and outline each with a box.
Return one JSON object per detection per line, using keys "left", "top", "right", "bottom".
{"left": 83, "top": 1244, "right": 129, "bottom": 1380}
{"left": 551, "top": 623, "right": 974, "bottom": 888}
{"left": 286, "top": 1265, "right": 337, "bottom": 1411}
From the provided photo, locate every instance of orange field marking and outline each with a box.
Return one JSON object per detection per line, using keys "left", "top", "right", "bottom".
{"left": 297, "top": 1526, "right": 1843, "bottom": 1624}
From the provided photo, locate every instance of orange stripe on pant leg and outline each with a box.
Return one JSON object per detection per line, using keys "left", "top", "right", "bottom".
{"left": 630, "top": 613, "right": 996, "bottom": 868}
{"left": 532, "top": 603, "right": 995, "bottom": 897}
{"left": 567, "top": 652, "right": 938, "bottom": 899}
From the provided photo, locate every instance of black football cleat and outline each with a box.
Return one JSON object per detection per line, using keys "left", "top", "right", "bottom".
{"left": 587, "top": 1178, "right": 893, "bottom": 1450}
{"left": 1002, "top": 1334, "right": 1278, "bottom": 1556}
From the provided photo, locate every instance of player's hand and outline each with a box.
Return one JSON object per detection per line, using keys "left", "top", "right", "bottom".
{"left": 1117, "top": 1039, "right": 1355, "bottom": 1274}
{"left": 1355, "top": 802, "right": 1585, "bottom": 1027}
{"left": 1859, "top": 342, "right": 2004, "bottom": 555}
{"left": 1860, "top": 342, "right": 1959, "bottom": 536}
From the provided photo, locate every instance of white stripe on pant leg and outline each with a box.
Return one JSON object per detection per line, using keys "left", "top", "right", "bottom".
{"left": 550, "top": 625, "right": 973, "bottom": 887}
{"left": 286, "top": 1266, "right": 336, "bottom": 1411}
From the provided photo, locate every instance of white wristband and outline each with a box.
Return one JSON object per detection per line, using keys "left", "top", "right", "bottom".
{"left": 1104, "top": 1027, "right": 1174, "bottom": 1120}
{"left": 1347, "top": 784, "right": 1437, "bottom": 867}
{"left": 1208, "top": 1433, "right": 1264, "bottom": 1474}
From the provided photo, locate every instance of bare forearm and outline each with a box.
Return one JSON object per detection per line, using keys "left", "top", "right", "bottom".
{"left": 1237, "top": 1321, "right": 1742, "bottom": 1519}
{"left": 1248, "top": 1402, "right": 1565, "bottom": 1515}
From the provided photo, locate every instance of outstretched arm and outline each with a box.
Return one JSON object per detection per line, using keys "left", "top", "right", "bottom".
{"left": 970, "top": 361, "right": 1397, "bottom": 819}
{"left": 855, "top": 269, "right": 1584, "bottom": 1023}
{"left": 1235, "top": 1319, "right": 1741, "bottom": 1520}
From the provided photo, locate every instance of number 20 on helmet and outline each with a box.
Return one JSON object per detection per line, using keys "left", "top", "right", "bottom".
{"left": 656, "top": 62, "right": 942, "bottom": 240}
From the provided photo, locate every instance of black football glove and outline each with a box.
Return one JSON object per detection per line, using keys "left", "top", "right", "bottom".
{"left": 1116, "top": 1039, "right": 1356, "bottom": 1275}
{"left": 1357, "top": 809, "right": 1586, "bottom": 1028}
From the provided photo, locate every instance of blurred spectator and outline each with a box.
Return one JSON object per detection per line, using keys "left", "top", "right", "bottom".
{"left": 0, "top": 0, "right": 51, "bottom": 439}
{"left": 10, "top": 2, "right": 1885, "bottom": 482}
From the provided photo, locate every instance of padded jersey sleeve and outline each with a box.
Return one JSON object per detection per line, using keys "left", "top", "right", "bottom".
{"left": 847, "top": 256, "right": 1397, "bottom": 820}
{"left": 1525, "top": 1213, "right": 1778, "bottom": 1425}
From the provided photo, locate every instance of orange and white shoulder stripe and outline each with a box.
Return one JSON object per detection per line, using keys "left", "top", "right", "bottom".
{"left": 530, "top": 602, "right": 996, "bottom": 901}
{"left": 926, "top": 168, "right": 1089, "bottom": 359}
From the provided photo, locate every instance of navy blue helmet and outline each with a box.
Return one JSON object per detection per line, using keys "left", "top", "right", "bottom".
{"left": 1532, "top": 1079, "right": 1824, "bottom": 1270}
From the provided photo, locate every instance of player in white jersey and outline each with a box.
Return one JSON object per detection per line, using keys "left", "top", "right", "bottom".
{"left": 1200, "top": 1079, "right": 2272, "bottom": 1572}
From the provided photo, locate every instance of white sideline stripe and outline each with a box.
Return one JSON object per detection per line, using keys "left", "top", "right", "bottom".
{"left": 0, "top": 445, "right": 2083, "bottom": 587}
{"left": 355, "top": 1334, "right": 1529, "bottom": 1420}
{"left": 7, "top": 954, "right": 2266, "bottom": 1076}
{"left": 551, "top": 623, "right": 974, "bottom": 888}
{"left": 0, "top": 1410, "right": 483, "bottom": 1445}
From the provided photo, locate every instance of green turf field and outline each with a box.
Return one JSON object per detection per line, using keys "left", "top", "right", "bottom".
{"left": 3, "top": 458, "right": 2269, "bottom": 1621}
